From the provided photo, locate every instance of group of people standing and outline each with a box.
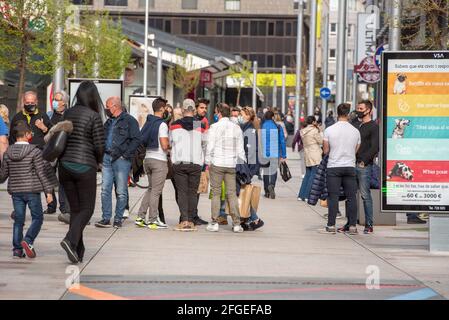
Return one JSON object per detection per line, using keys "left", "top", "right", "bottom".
{"left": 1, "top": 81, "right": 294, "bottom": 263}
{"left": 296, "top": 101, "right": 379, "bottom": 235}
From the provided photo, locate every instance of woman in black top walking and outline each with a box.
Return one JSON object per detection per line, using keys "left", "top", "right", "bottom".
{"left": 59, "top": 81, "right": 105, "bottom": 264}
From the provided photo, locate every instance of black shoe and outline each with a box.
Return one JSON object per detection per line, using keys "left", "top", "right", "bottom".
{"left": 268, "top": 185, "right": 276, "bottom": 199}
{"left": 364, "top": 225, "right": 374, "bottom": 234}
{"left": 193, "top": 217, "right": 208, "bottom": 226}
{"left": 337, "top": 224, "right": 350, "bottom": 233}
{"left": 264, "top": 193, "right": 270, "bottom": 198}
{"left": 113, "top": 220, "right": 122, "bottom": 229}
{"left": 58, "top": 213, "right": 70, "bottom": 225}
{"left": 250, "top": 219, "right": 265, "bottom": 230}
{"left": 95, "top": 219, "right": 112, "bottom": 228}
{"left": 241, "top": 222, "right": 252, "bottom": 231}
{"left": 44, "top": 209, "right": 56, "bottom": 215}
{"left": 13, "top": 249, "right": 26, "bottom": 259}
{"left": 60, "top": 239, "right": 79, "bottom": 264}
{"left": 407, "top": 217, "right": 427, "bottom": 224}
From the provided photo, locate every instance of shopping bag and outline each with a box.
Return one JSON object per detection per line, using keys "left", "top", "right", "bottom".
{"left": 197, "top": 171, "right": 209, "bottom": 194}
{"left": 320, "top": 199, "right": 328, "bottom": 208}
{"left": 250, "top": 185, "right": 261, "bottom": 212}
{"left": 238, "top": 184, "right": 254, "bottom": 218}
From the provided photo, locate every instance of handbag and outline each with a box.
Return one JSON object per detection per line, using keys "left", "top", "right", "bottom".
{"left": 320, "top": 199, "right": 328, "bottom": 208}
{"left": 42, "top": 130, "right": 68, "bottom": 162}
{"left": 279, "top": 161, "right": 292, "bottom": 182}
{"left": 197, "top": 171, "right": 209, "bottom": 194}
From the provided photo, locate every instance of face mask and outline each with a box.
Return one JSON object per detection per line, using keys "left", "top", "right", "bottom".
{"left": 52, "top": 101, "right": 59, "bottom": 111}
{"left": 106, "top": 109, "right": 114, "bottom": 118}
{"left": 356, "top": 110, "right": 367, "bottom": 119}
{"left": 24, "top": 104, "right": 37, "bottom": 113}
{"left": 213, "top": 114, "right": 219, "bottom": 122}
{"left": 238, "top": 116, "right": 246, "bottom": 124}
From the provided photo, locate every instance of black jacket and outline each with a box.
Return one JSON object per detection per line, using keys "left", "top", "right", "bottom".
{"left": 104, "top": 112, "right": 142, "bottom": 162}
{"left": 60, "top": 104, "right": 105, "bottom": 169}
{"left": 9, "top": 110, "right": 52, "bottom": 149}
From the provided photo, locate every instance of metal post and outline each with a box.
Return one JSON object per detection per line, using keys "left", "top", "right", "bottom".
{"left": 143, "top": 0, "right": 149, "bottom": 97}
{"left": 281, "top": 65, "right": 287, "bottom": 114}
{"left": 295, "top": 0, "right": 304, "bottom": 132}
{"left": 307, "top": 0, "right": 318, "bottom": 116}
{"left": 53, "top": 0, "right": 64, "bottom": 93}
{"left": 336, "top": 0, "right": 347, "bottom": 106}
{"left": 252, "top": 61, "right": 258, "bottom": 111}
{"left": 93, "top": 19, "right": 100, "bottom": 78}
{"left": 273, "top": 79, "right": 277, "bottom": 108}
{"left": 352, "top": 22, "right": 359, "bottom": 111}
{"left": 389, "top": 0, "right": 401, "bottom": 51}
{"left": 321, "top": 12, "right": 329, "bottom": 119}
{"left": 157, "top": 47, "right": 162, "bottom": 96}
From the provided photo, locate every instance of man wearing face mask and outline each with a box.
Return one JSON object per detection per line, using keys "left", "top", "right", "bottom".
{"left": 347, "top": 100, "right": 379, "bottom": 234}
{"left": 9, "top": 91, "right": 52, "bottom": 148}
{"left": 95, "top": 97, "right": 141, "bottom": 229}
{"left": 44, "top": 91, "right": 70, "bottom": 218}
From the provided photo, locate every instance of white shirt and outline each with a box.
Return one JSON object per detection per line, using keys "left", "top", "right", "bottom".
{"left": 205, "top": 117, "right": 245, "bottom": 168}
{"left": 145, "top": 122, "right": 169, "bottom": 162}
{"left": 324, "top": 120, "right": 361, "bottom": 168}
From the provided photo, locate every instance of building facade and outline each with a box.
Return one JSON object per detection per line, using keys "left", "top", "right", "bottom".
{"left": 72, "top": 0, "right": 310, "bottom": 73}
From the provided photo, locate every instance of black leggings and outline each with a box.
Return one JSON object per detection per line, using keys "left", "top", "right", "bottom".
{"left": 59, "top": 164, "right": 97, "bottom": 260}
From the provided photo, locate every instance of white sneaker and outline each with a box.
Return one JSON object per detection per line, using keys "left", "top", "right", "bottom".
{"left": 123, "top": 209, "right": 130, "bottom": 219}
{"left": 156, "top": 217, "right": 168, "bottom": 227}
{"left": 233, "top": 225, "right": 244, "bottom": 233}
{"left": 206, "top": 222, "right": 219, "bottom": 232}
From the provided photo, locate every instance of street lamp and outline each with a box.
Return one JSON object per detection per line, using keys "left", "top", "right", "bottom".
{"left": 294, "top": 0, "right": 304, "bottom": 132}
{"left": 143, "top": 0, "right": 149, "bottom": 97}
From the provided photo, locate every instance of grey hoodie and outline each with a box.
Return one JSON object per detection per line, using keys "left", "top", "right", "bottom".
{"left": 0, "top": 144, "right": 56, "bottom": 195}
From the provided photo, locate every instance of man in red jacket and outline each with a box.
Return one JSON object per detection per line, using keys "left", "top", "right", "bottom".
{"left": 191, "top": 98, "right": 210, "bottom": 225}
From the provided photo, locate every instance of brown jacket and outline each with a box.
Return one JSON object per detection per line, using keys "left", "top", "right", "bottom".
{"left": 300, "top": 125, "right": 323, "bottom": 167}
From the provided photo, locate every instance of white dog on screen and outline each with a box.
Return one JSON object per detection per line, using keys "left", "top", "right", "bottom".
{"left": 393, "top": 73, "right": 407, "bottom": 94}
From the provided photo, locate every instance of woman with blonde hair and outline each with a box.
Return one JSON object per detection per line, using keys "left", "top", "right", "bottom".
{"left": 0, "top": 104, "right": 10, "bottom": 128}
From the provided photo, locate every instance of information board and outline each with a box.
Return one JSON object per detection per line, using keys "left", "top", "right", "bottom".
{"left": 381, "top": 51, "right": 449, "bottom": 213}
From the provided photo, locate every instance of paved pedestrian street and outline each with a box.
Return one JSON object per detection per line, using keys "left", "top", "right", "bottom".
{"left": 0, "top": 152, "right": 447, "bottom": 300}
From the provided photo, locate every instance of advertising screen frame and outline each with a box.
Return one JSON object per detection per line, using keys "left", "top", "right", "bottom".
{"left": 381, "top": 51, "right": 449, "bottom": 213}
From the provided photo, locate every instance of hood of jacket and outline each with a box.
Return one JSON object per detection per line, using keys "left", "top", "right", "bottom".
{"left": 301, "top": 125, "right": 319, "bottom": 136}
{"left": 6, "top": 144, "right": 37, "bottom": 161}
{"left": 44, "top": 120, "right": 73, "bottom": 143}
{"left": 171, "top": 116, "right": 206, "bottom": 132}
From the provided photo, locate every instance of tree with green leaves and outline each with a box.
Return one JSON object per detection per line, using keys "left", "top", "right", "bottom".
{"left": 0, "top": 0, "right": 62, "bottom": 111}
{"left": 65, "top": 11, "right": 131, "bottom": 79}
{"left": 166, "top": 49, "right": 200, "bottom": 98}
{"left": 229, "top": 60, "right": 252, "bottom": 107}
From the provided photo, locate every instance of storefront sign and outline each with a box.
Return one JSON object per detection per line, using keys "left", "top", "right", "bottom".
{"left": 381, "top": 51, "right": 449, "bottom": 213}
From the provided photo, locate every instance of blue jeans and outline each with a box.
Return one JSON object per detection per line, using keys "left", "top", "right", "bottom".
{"left": 101, "top": 154, "right": 132, "bottom": 222}
{"left": 249, "top": 207, "right": 259, "bottom": 222}
{"left": 356, "top": 165, "right": 373, "bottom": 227}
{"left": 12, "top": 193, "right": 43, "bottom": 251}
{"left": 298, "top": 166, "right": 318, "bottom": 200}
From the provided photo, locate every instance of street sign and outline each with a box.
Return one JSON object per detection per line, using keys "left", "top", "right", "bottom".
{"left": 319, "top": 87, "right": 331, "bottom": 100}
{"left": 355, "top": 56, "right": 380, "bottom": 83}
{"left": 374, "top": 44, "right": 388, "bottom": 68}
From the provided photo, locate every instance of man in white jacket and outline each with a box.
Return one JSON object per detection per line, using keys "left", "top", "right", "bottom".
{"left": 205, "top": 103, "right": 246, "bottom": 233}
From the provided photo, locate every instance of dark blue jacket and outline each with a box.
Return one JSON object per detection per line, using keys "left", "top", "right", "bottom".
{"left": 141, "top": 114, "right": 164, "bottom": 149}
{"left": 308, "top": 155, "right": 346, "bottom": 206}
{"left": 104, "top": 112, "right": 141, "bottom": 162}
